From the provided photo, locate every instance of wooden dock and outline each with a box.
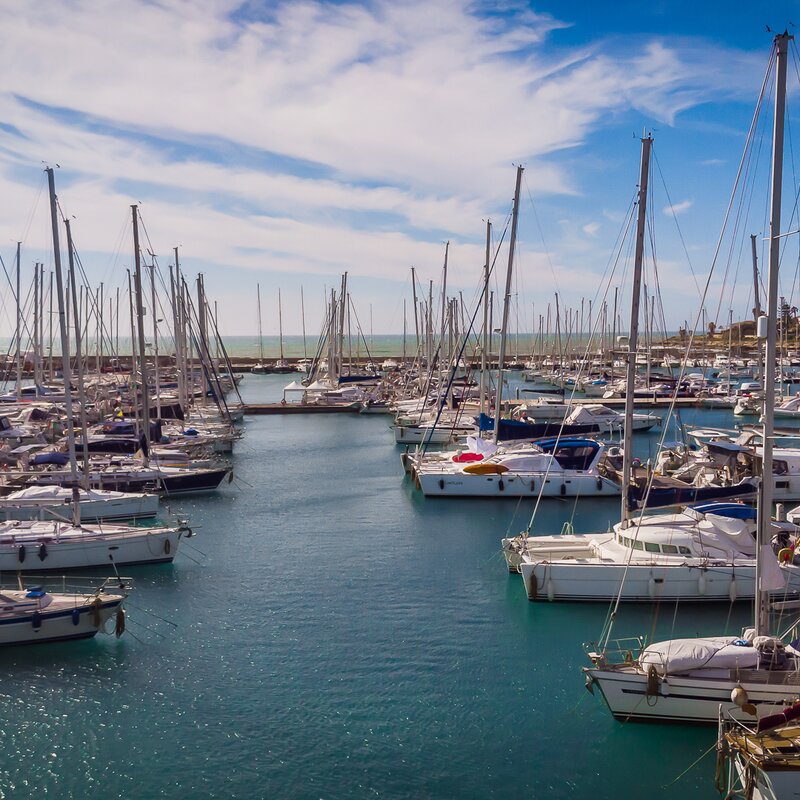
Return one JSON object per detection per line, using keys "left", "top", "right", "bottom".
{"left": 244, "top": 403, "right": 361, "bottom": 415}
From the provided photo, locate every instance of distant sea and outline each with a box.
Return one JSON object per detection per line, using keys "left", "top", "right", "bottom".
{"left": 1, "top": 332, "right": 682, "bottom": 361}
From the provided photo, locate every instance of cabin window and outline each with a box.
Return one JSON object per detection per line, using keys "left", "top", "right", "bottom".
{"left": 662, "top": 544, "right": 679, "bottom": 554}
{"left": 776, "top": 481, "right": 790, "bottom": 490}
{"left": 645, "top": 542, "right": 660, "bottom": 553}
{"left": 632, "top": 540, "right": 644, "bottom": 551}
{"left": 678, "top": 546, "right": 691, "bottom": 555}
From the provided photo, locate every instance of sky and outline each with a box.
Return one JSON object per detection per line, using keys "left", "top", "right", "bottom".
{"left": 0, "top": 0, "right": 799, "bottom": 341}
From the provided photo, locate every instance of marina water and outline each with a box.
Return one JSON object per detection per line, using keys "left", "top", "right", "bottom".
{"left": 0, "top": 374, "right": 748, "bottom": 799}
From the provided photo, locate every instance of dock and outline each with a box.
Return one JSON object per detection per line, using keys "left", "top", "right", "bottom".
{"left": 243, "top": 403, "right": 361, "bottom": 415}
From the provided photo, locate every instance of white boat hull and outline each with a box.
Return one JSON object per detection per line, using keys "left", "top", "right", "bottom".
{"left": 0, "top": 495, "right": 159, "bottom": 522}
{"left": 0, "top": 596, "right": 123, "bottom": 646}
{"left": 586, "top": 666, "right": 800, "bottom": 723}
{"left": 394, "top": 426, "right": 474, "bottom": 445}
{"left": 417, "top": 471, "right": 619, "bottom": 497}
{"left": 518, "top": 560, "right": 776, "bottom": 602}
{"left": 0, "top": 527, "right": 182, "bottom": 570}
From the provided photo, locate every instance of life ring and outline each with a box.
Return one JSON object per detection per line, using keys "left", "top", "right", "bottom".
{"left": 163, "top": 539, "right": 172, "bottom": 556}
{"left": 778, "top": 547, "right": 794, "bottom": 564}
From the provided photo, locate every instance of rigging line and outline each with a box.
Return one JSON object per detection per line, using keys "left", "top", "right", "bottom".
{"left": 17, "top": 169, "right": 46, "bottom": 248}
{"left": 652, "top": 151, "right": 701, "bottom": 295}
{"left": 599, "top": 52, "right": 776, "bottom": 646}
{"left": 522, "top": 173, "right": 560, "bottom": 294}
{"left": 523, "top": 199, "right": 638, "bottom": 534}
{"left": 418, "top": 218, "right": 511, "bottom": 455}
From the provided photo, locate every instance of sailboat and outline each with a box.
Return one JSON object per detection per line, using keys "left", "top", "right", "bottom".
{"left": 252, "top": 283, "right": 268, "bottom": 374}
{"left": 2, "top": 173, "right": 193, "bottom": 572}
{"left": 717, "top": 699, "right": 800, "bottom": 799}
{"left": 273, "top": 289, "right": 294, "bottom": 373}
{"left": 501, "top": 134, "right": 762, "bottom": 599}
{"left": 584, "top": 32, "right": 800, "bottom": 724}
{"left": 0, "top": 577, "right": 128, "bottom": 646}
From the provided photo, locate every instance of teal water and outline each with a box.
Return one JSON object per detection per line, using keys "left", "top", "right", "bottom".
{"left": 0, "top": 375, "right": 752, "bottom": 799}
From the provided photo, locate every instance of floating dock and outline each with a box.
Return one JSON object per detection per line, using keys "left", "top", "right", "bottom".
{"left": 244, "top": 403, "right": 361, "bottom": 415}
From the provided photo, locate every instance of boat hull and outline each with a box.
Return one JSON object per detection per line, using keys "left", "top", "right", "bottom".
{"left": 417, "top": 472, "right": 619, "bottom": 497}
{"left": 0, "top": 597, "right": 122, "bottom": 646}
{"left": 0, "top": 528, "right": 182, "bottom": 571}
{"left": 586, "top": 666, "right": 800, "bottom": 724}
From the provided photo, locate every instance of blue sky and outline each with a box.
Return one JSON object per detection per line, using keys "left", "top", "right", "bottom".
{"left": 0, "top": 0, "right": 798, "bottom": 339}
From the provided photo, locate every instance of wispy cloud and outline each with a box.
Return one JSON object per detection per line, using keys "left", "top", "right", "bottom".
{"left": 663, "top": 199, "right": 693, "bottom": 216}
{"left": 582, "top": 222, "right": 600, "bottom": 236}
{"left": 0, "top": 0, "right": 763, "bottom": 332}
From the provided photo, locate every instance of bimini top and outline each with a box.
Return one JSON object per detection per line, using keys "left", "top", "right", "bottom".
{"left": 689, "top": 502, "right": 757, "bottom": 521}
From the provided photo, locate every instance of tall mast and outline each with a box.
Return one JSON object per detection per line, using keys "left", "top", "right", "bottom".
{"left": 411, "top": 267, "right": 419, "bottom": 356}
{"left": 48, "top": 271, "right": 54, "bottom": 381}
{"left": 149, "top": 260, "right": 160, "bottom": 418}
{"left": 494, "top": 166, "right": 523, "bottom": 444}
{"left": 402, "top": 298, "right": 407, "bottom": 364}
{"left": 46, "top": 168, "right": 80, "bottom": 521}
{"left": 256, "top": 283, "right": 264, "bottom": 363}
{"left": 278, "top": 288, "right": 285, "bottom": 363}
{"left": 620, "top": 134, "right": 652, "bottom": 526}
{"left": 757, "top": 32, "right": 790, "bottom": 637}
{"left": 65, "top": 219, "right": 91, "bottom": 491}
{"left": 14, "top": 243, "right": 21, "bottom": 400}
{"left": 300, "top": 286, "right": 307, "bottom": 361}
{"left": 131, "top": 205, "right": 150, "bottom": 462}
{"left": 479, "top": 220, "right": 491, "bottom": 417}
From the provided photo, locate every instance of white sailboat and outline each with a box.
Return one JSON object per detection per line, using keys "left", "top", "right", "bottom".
{"left": 584, "top": 33, "right": 800, "bottom": 724}
{"left": 0, "top": 578, "right": 127, "bottom": 646}
{"left": 9, "top": 175, "right": 192, "bottom": 572}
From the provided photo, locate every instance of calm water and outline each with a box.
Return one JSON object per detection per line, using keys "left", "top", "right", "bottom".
{"left": 0, "top": 375, "right": 753, "bottom": 799}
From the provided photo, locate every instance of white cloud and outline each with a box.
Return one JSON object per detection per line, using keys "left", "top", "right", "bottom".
{"left": 663, "top": 199, "right": 693, "bottom": 216}
{"left": 0, "top": 1, "right": 763, "bottom": 333}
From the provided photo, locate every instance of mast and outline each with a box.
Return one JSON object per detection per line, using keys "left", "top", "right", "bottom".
{"left": 131, "top": 205, "right": 150, "bottom": 462}
{"left": 14, "top": 243, "right": 21, "bottom": 400}
{"left": 65, "top": 219, "right": 91, "bottom": 492}
{"left": 149, "top": 260, "right": 160, "bottom": 418}
{"left": 300, "top": 286, "right": 307, "bottom": 361}
{"left": 479, "top": 220, "right": 491, "bottom": 416}
{"left": 493, "top": 166, "right": 523, "bottom": 444}
{"left": 757, "top": 32, "right": 790, "bottom": 637}
{"left": 278, "top": 288, "right": 285, "bottom": 363}
{"left": 46, "top": 168, "right": 80, "bottom": 523}
{"left": 48, "top": 272, "right": 54, "bottom": 381}
{"left": 411, "top": 267, "right": 419, "bottom": 356}
{"left": 256, "top": 283, "right": 264, "bottom": 363}
{"left": 620, "top": 134, "right": 652, "bottom": 526}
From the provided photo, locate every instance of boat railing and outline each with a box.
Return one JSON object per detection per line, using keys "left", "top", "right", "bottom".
{"left": 584, "top": 636, "right": 646, "bottom": 666}
{"left": 4, "top": 574, "right": 133, "bottom": 597}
